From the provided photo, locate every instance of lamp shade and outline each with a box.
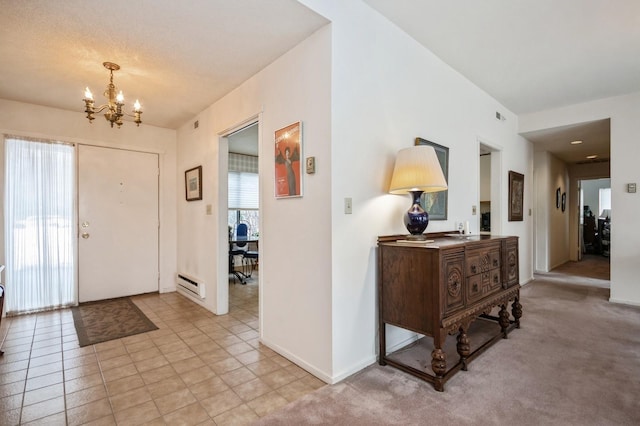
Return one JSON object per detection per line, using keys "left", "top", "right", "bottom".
{"left": 600, "top": 209, "right": 611, "bottom": 219}
{"left": 389, "top": 145, "right": 448, "bottom": 194}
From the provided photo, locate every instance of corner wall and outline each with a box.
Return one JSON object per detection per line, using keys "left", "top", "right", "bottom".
{"left": 176, "top": 26, "right": 333, "bottom": 379}
{"left": 533, "top": 151, "right": 570, "bottom": 272}
{"left": 301, "top": 0, "right": 535, "bottom": 381}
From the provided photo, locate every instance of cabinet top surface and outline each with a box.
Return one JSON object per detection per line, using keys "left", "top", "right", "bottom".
{"left": 378, "top": 234, "right": 517, "bottom": 249}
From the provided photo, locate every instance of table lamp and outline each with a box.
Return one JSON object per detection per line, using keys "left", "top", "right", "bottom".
{"left": 600, "top": 209, "right": 611, "bottom": 220}
{"left": 389, "top": 145, "right": 448, "bottom": 240}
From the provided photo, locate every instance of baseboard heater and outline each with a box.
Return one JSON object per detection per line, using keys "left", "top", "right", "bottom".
{"left": 176, "top": 273, "right": 205, "bottom": 299}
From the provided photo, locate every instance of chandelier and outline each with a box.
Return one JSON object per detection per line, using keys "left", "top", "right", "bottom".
{"left": 83, "top": 62, "right": 142, "bottom": 128}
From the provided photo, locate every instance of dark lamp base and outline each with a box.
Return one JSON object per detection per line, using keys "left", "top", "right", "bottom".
{"left": 404, "top": 190, "right": 430, "bottom": 238}
{"left": 406, "top": 233, "right": 428, "bottom": 241}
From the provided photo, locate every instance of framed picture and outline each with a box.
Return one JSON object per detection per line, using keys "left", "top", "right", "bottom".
{"left": 556, "top": 187, "right": 561, "bottom": 209}
{"left": 275, "top": 122, "right": 302, "bottom": 198}
{"left": 508, "top": 171, "right": 524, "bottom": 221}
{"left": 415, "top": 137, "right": 449, "bottom": 220}
{"left": 185, "top": 166, "right": 202, "bottom": 201}
{"left": 561, "top": 192, "right": 566, "bottom": 212}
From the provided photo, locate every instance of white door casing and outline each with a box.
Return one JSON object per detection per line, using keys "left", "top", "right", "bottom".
{"left": 78, "top": 145, "right": 159, "bottom": 302}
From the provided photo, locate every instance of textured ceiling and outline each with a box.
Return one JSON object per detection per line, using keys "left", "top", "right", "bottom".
{"left": 0, "top": 0, "right": 328, "bottom": 129}
{"left": 3, "top": 1, "right": 636, "bottom": 164}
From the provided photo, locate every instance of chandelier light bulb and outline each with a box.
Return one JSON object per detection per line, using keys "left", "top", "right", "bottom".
{"left": 82, "top": 62, "right": 142, "bottom": 128}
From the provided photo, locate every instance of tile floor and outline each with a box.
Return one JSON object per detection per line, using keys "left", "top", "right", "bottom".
{"left": 0, "top": 278, "right": 325, "bottom": 425}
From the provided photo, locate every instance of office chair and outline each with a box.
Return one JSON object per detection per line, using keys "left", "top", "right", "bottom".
{"left": 229, "top": 223, "right": 249, "bottom": 284}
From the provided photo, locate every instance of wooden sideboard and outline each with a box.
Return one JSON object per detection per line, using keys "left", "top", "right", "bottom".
{"left": 377, "top": 233, "right": 522, "bottom": 391}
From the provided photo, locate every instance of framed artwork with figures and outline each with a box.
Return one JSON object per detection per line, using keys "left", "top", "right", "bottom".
{"left": 274, "top": 122, "right": 302, "bottom": 198}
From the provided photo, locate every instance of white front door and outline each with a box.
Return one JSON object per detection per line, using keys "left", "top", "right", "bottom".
{"left": 78, "top": 145, "right": 159, "bottom": 302}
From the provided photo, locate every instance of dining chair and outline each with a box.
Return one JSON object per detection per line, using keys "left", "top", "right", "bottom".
{"left": 243, "top": 241, "right": 259, "bottom": 278}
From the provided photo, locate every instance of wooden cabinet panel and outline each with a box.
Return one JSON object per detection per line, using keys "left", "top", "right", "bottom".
{"left": 379, "top": 245, "right": 438, "bottom": 336}
{"left": 504, "top": 238, "right": 519, "bottom": 288}
{"left": 443, "top": 253, "right": 465, "bottom": 314}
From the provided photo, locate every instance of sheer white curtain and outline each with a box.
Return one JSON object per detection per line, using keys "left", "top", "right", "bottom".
{"left": 4, "top": 136, "right": 76, "bottom": 314}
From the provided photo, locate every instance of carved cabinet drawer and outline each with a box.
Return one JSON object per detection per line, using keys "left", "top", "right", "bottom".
{"left": 465, "top": 247, "right": 500, "bottom": 276}
{"left": 466, "top": 269, "right": 501, "bottom": 303}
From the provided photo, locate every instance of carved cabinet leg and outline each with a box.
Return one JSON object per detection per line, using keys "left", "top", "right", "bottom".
{"left": 456, "top": 327, "right": 471, "bottom": 371}
{"left": 498, "top": 304, "right": 510, "bottom": 338}
{"left": 512, "top": 297, "right": 523, "bottom": 329}
{"left": 431, "top": 348, "right": 446, "bottom": 391}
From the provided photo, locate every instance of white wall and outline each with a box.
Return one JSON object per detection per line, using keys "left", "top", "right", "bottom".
{"left": 532, "top": 150, "right": 572, "bottom": 272}
{"left": 533, "top": 151, "right": 550, "bottom": 272}
{"left": 480, "top": 154, "right": 491, "bottom": 202}
{"left": 176, "top": 26, "right": 333, "bottom": 379}
{"left": 520, "top": 91, "right": 640, "bottom": 306}
{"left": 0, "top": 99, "right": 178, "bottom": 294}
{"left": 301, "top": 0, "right": 534, "bottom": 381}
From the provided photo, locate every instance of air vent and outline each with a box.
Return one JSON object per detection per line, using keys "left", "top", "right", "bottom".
{"left": 575, "top": 157, "right": 609, "bottom": 165}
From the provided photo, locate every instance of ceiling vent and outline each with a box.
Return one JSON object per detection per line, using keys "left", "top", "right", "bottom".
{"left": 575, "top": 157, "right": 609, "bottom": 165}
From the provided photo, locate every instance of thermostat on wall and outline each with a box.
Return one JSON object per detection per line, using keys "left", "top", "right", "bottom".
{"left": 306, "top": 156, "right": 316, "bottom": 174}
{"left": 628, "top": 183, "right": 637, "bottom": 193}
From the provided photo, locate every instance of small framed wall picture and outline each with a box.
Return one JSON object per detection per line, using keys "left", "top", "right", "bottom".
{"left": 508, "top": 171, "right": 524, "bottom": 221}
{"left": 274, "top": 122, "right": 303, "bottom": 198}
{"left": 185, "top": 166, "right": 202, "bottom": 201}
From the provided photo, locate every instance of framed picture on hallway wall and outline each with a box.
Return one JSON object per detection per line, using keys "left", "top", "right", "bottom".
{"left": 415, "top": 137, "right": 449, "bottom": 220}
{"left": 274, "top": 122, "right": 302, "bottom": 198}
{"left": 185, "top": 166, "right": 202, "bottom": 201}
{"left": 508, "top": 170, "right": 524, "bottom": 221}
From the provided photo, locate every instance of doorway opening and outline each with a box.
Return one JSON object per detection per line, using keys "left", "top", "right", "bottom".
{"left": 478, "top": 139, "right": 503, "bottom": 236}
{"left": 579, "top": 178, "right": 611, "bottom": 263}
{"left": 219, "top": 119, "right": 260, "bottom": 317}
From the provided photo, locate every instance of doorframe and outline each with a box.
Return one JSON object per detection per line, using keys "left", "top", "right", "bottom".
{"left": 477, "top": 136, "right": 503, "bottom": 236}
{"left": 216, "top": 114, "right": 262, "bottom": 315}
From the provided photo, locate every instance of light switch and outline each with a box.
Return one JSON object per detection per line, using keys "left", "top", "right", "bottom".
{"left": 344, "top": 197, "right": 352, "bottom": 214}
{"left": 628, "top": 183, "right": 637, "bottom": 193}
{"left": 472, "top": 205, "right": 477, "bottom": 215}
{"left": 206, "top": 204, "right": 212, "bottom": 215}
{"left": 306, "top": 156, "right": 316, "bottom": 174}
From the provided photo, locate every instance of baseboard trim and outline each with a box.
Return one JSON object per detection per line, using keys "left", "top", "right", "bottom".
{"left": 331, "top": 355, "right": 377, "bottom": 384}
{"left": 609, "top": 297, "right": 640, "bottom": 307}
{"left": 259, "top": 337, "right": 333, "bottom": 384}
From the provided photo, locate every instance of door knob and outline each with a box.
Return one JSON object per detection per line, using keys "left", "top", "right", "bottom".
{"left": 81, "top": 232, "right": 90, "bottom": 239}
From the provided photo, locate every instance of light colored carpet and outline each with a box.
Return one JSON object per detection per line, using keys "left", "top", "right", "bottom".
{"left": 257, "top": 257, "right": 640, "bottom": 425}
